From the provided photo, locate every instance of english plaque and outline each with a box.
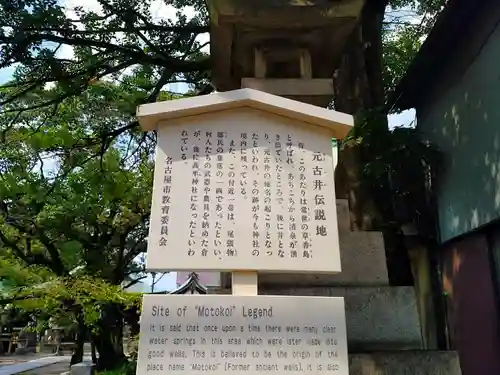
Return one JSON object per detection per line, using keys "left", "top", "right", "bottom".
{"left": 137, "top": 294, "right": 348, "bottom": 375}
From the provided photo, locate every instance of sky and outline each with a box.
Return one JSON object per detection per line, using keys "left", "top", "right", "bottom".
{"left": 0, "top": 0, "right": 417, "bottom": 292}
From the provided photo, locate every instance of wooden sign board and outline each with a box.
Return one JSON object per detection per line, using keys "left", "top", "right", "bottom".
{"left": 137, "top": 89, "right": 353, "bottom": 273}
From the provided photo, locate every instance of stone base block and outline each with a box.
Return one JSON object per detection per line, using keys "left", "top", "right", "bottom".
{"left": 258, "top": 230, "right": 388, "bottom": 287}
{"left": 219, "top": 199, "right": 388, "bottom": 289}
{"left": 216, "top": 286, "right": 423, "bottom": 350}
{"left": 265, "top": 286, "right": 422, "bottom": 350}
{"left": 350, "top": 351, "right": 461, "bottom": 375}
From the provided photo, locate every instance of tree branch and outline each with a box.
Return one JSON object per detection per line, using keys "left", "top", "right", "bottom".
{"left": 23, "top": 25, "right": 208, "bottom": 35}
{"left": 0, "top": 230, "right": 31, "bottom": 265}
{"left": 0, "top": 34, "right": 210, "bottom": 72}
{"left": 123, "top": 276, "right": 147, "bottom": 290}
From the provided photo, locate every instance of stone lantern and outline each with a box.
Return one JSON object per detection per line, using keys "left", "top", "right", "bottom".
{"left": 208, "top": 0, "right": 365, "bottom": 107}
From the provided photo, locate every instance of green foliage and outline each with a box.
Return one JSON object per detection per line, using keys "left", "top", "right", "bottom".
{"left": 96, "top": 361, "right": 137, "bottom": 375}
{"left": 342, "top": 108, "right": 442, "bottom": 234}
{"left": 0, "top": 0, "right": 209, "bottom": 121}
{"left": 383, "top": 0, "right": 448, "bottom": 105}
{"left": 344, "top": 108, "right": 441, "bottom": 183}
{"left": 0, "top": 0, "right": 449, "bottom": 124}
{"left": 0, "top": 81, "right": 153, "bottom": 367}
{"left": 383, "top": 23, "right": 424, "bottom": 99}
{"left": 0, "top": 258, "right": 53, "bottom": 287}
{"left": 0, "top": 80, "right": 153, "bottom": 280}
{"left": 2, "top": 274, "right": 140, "bottom": 330}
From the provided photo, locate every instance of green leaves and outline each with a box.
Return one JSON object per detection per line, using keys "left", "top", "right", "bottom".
{"left": 383, "top": 0, "right": 448, "bottom": 106}
{"left": 1, "top": 272, "right": 140, "bottom": 329}
{"left": 0, "top": 257, "right": 52, "bottom": 288}
{"left": 0, "top": 79, "right": 151, "bottom": 370}
{"left": 1, "top": 0, "right": 209, "bottom": 123}
{"left": 341, "top": 107, "right": 442, "bottom": 237}
{"left": 0, "top": 80, "right": 154, "bottom": 297}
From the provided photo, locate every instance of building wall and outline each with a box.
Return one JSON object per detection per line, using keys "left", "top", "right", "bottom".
{"left": 441, "top": 232, "right": 500, "bottom": 375}
{"left": 417, "top": 22, "right": 500, "bottom": 242}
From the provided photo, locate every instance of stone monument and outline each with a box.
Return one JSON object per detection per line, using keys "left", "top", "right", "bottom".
{"left": 203, "top": 1, "right": 462, "bottom": 374}
{"left": 136, "top": 88, "right": 353, "bottom": 375}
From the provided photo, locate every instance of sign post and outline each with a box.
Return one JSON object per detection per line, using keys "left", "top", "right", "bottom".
{"left": 136, "top": 88, "right": 353, "bottom": 375}
{"left": 232, "top": 271, "right": 258, "bottom": 296}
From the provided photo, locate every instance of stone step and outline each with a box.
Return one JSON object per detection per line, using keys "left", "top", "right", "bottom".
{"left": 258, "top": 229, "right": 389, "bottom": 287}
{"left": 213, "top": 286, "right": 422, "bottom": 350}
{"left": 258, "top": 199, "right": 388, "bottom": 287}
{"left": 350, "top": 351, "right": 461, "bottom": 375}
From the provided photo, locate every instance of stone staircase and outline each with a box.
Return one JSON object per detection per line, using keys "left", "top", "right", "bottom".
{"left": 215, "top": 199, "right": 462, "bottom": 375}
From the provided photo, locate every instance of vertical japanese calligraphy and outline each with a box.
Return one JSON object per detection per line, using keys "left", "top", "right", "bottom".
{"left": 250, "top": 132, "right": 260, "bottom": 257}
{"left": 286, "top": 134, "right": 297, "bottom": 259}
{"left": 189, "top": 132, "right": 200, "bottom": 256}
{"left": 263, "top": 143, "right": 273, "bottom": 257}
{"left": 148, "top": 111, "right": 340, "bottom": 273}
{"left": 204, "top": 131, "right": 213, "bottom": 257}
{"left": 159, "top": 155, "right": 172, "bottom": 248}
{"left": 312, "top": 152, "right": 328, "bottom": 239}
{"left": 216, "top": 131, "right": 229, "bottom": 257}
{"left": 298, "top": 149, "right": 312, "bottom": 259}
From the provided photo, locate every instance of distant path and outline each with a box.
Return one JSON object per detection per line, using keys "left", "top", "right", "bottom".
{"left": 0, "top": 356, "right": 70, "bottom": 375}
{"left": 21, "top": 360, "right": 71, "bottom": 375}
{"left": 0, "top": 353, "right": 44, "bottom": 367}
{"left": 0, "top": 355, "right": 91, "bottom": 375}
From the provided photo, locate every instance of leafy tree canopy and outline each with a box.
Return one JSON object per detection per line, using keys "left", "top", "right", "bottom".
{"left": 0, "top": 79, "right": 154, "bottom": 367}
{"left": 0, "top": 80, "right": 154, "bottom": 285}
{"left": 1, "top": 0, "right": 447, "bottom": 123}
{"left": 383, "top": 0, "right": 448, "bottom": 98}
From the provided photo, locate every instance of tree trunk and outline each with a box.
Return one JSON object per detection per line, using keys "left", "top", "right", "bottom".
{"left": 94, "top": 303, "right": 126, "bottom": 370}
{"left": 334, "top": 0, "right": 388, "bottom": 228}
{"left": 70, "top": 309, "right": 85, "bottom": 365}
{"left": 334, "top": 0, "right": 386, "bottom": 114}
{"left": 91, "top": 339, "right": 97, "bottom": 364}
{"left": 333, "top": 0, "right": 414, "bottom": 286}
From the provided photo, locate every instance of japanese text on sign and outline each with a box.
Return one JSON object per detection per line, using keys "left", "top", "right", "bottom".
{"left": 148, "top": 114, "right": 340, "bottom": 272}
